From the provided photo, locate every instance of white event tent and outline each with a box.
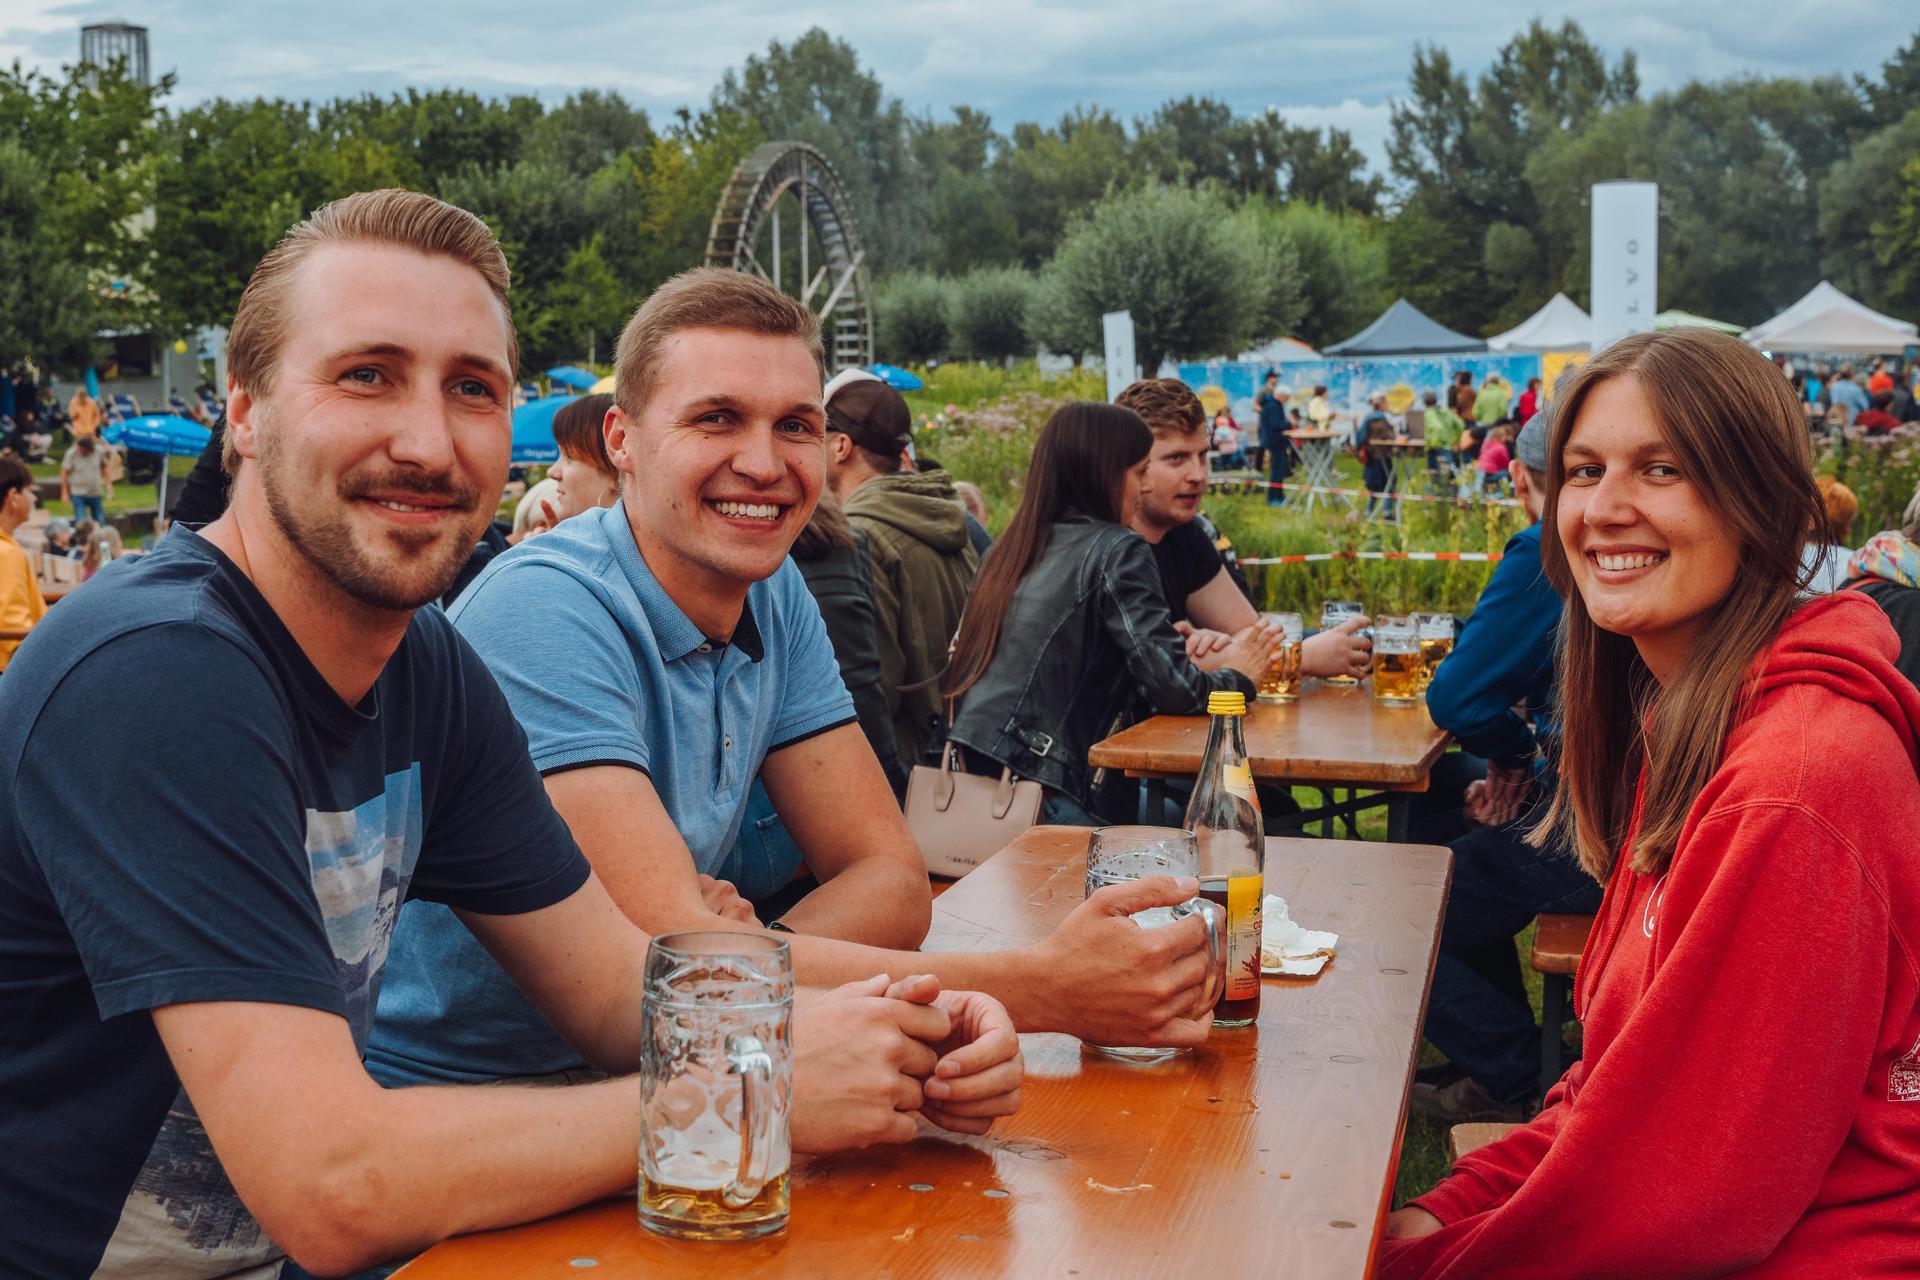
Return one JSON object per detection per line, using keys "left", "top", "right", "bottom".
{"left": 1741, "top": 281, "right": 1917, "bottom": 354}
{"left": 1486, "top": 292, "right": 1592, "bottom": 353}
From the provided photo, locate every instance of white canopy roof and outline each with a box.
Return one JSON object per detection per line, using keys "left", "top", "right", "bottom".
{"left": 1486, "top": 292, "right": 1592, "bottom": 353}
{"left": 1741, "top": 281, "right": 1917, "bottom": 354}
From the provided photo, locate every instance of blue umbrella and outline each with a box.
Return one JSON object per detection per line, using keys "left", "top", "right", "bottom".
{"left": 545, "top": 366, "right": 598, "bottom": 391}
{"left": 103, "top": 414, "right": 212, "bottom": 519}
{"left": 512, "top": 395, "right": 576, "bottom": 463}
{"left": 869, "top": 363, "right": 925, "bottom": 392}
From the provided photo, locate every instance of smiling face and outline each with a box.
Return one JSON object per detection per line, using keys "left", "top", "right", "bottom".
{"left": 1133, "top": 427, "right": 1209, "bottom": 538}
{"left": 606, "top": 327, "right": 825, "bottom": 624}
{"left": 1555, "top": 375, "right": 1741, "bottom": 681}
{"left": 225, "top": 243, "right": 513, "bottom": 612}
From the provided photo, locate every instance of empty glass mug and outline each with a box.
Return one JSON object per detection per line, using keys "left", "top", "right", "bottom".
{"left": 639, "top": 931, "right": 793, "bottom": 1241}
{"left": 1321, "top": 600, "right": 1365, "bottom": 685}
{"left": 1082, "top": 826, "right": 1225, "bottom": 1062}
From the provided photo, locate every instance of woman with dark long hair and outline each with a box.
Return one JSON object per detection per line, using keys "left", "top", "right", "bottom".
{"left": 946, "top": 402, "right": 1273, "bottom": 825}
{"left": 1382, "top": 329, "right": 1920, "bottom": 1276}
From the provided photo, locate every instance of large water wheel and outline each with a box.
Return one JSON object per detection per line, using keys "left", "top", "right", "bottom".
{"left": 705, "top": 141, "right": 874, "bottom": 373}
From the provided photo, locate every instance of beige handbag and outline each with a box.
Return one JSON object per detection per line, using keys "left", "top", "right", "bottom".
{"left": 905, "top": 742, "right": 1043, "bottom": 878}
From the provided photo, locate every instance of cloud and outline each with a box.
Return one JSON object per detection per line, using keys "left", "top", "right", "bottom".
{"left": 2, "top": 0, "right": 1909, "bottom": 177}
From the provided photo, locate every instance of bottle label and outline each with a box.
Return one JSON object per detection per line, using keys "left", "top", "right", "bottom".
{"left": 1223, "top": 763, "right": 1254, "bottom": 802}
{"left": 1226, "top": 873, "right": 1263, "bottom": 1000}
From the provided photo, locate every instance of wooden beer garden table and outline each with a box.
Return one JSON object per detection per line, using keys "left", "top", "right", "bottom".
{"left": 1088, "top": 682, "right": 1453, "bottom": 843}
{"left": 396, "top": 826, "right": 1451, "bottom": 1280}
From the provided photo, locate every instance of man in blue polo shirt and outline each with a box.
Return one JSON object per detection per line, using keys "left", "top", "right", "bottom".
{"left": 369, "top": 270, "right": 1222, "bottom": 1090}
{"left": 0, "top": 194, "right": 1026, "bottom": 1280}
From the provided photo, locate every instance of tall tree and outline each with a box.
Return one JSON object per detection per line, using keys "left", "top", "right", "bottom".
{"left": 994, "top": 106, "right": 1136, "bottom": 268}
{"left": 1819, "top": 107, "right": 1920, "bottom": 310}
{"left": 525, "top": 90, "right": 655, "bottom": 179}
{"left": 1239, "top": 200, "right": 1388, "bottom": 347}
{"left": 1860, "top": 30, "right": 1920, "bottom": 126}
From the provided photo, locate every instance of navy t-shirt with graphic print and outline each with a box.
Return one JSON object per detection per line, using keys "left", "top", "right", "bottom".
{"left": 0, "top": 528, "right": 590, "bottom": 1279}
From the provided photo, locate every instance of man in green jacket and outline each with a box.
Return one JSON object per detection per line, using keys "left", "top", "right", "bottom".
{"left": 1472, "top": 373, "right": 1511, "bottom": 427}
{"left": 826, "top": 372, "right": 978, "bottom": 770}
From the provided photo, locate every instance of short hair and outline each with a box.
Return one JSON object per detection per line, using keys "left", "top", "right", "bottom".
{"left": 552, "top": 393, "right": 616, "bottom": 478}
{"left": 1815, "top": 476, "right": 1858, "bottom": 545}
{"left": 1839, "top": 363, "right": 1856, "bottom": 379}
{"left": 614, "top": 267, "right": 824, "bottom": 417}
{"left": 1421, "top": 389, "right": 1438, "bottom": 406}
{"left": 224, "top": 188, "right": 516, "bottom": 475}
{"left": 0, "top": 450, "right": 30, "bottom": 502}
{"left": 1115, "top": 378, "right": 1205, "bottom": 437}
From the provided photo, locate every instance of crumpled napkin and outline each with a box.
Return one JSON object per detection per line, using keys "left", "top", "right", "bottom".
{"left": 1260, "top": 893, "right": 1339, "bottom": 976}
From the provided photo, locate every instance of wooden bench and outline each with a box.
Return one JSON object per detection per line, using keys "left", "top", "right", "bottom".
{"left": 1532, "top": 913, "right": 1594, "bottom": 1087}
{"left": 1448, "top": 1121, "right": 1519, "bottom": 1163}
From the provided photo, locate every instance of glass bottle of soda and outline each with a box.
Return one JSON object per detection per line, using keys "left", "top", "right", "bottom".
{"left": 1183, "top": 689, "right": 1264, "bottom": 1027}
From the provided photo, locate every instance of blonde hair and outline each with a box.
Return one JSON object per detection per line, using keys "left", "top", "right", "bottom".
{"left": 224, "top": 188, "right": 515, "bottom": 475}
{"left": 613, "top": 268, "right": 823, "bottom": 417}
{"left": 513, "top": 477, "right": 561, "bottom": 537}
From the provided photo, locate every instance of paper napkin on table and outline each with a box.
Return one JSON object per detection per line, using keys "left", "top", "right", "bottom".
{"left": 1261, "top": 894, "right": 1339, "bottom": 976}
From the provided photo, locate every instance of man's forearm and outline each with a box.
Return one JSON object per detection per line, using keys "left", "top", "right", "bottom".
{"left": 778, "top": 856, "right": 930, "bottom": 949}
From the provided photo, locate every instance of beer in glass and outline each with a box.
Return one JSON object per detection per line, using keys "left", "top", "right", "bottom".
{"left": 1371, "top": 615, "right": 1421, "bottom": 706}
{"left": 1413, "top": 612, "right": 1454, "bottom": 693}
{"left": 1256, "top": 612, "right": 1304, "bottom": 703}
{"left": 1320, "top": 600, "right": 1364, "bottom": 685}
{"left": 640, "top": 932, "right": 792, "bottom": 1240}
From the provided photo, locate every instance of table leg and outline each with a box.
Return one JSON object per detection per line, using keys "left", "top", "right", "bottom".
{"left": 1145, "top": 777, "right": 1168, "bottom": 825}
{"left": 1386, "top": 793, "right": 1410, "bottom": 844}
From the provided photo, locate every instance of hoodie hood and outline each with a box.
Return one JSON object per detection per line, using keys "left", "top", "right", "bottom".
{"left": 842, "top": 469, "right": 970, "bottom": 554}
{"left": 1751, "top": 590, "right": 1920, "bottom": 771}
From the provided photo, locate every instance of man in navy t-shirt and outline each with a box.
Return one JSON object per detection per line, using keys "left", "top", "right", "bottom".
{"left": 0, "top": 190, "right": 1018, "bottom": 1280}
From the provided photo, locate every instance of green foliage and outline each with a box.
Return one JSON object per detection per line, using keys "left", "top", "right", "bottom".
{"left": 948, "top": 268, "right": 1037, "bottom": 362}
{"left": 1875, "top": 155, "right": 1920, "bottom": 320}
{"left": 1822, "top": 109, "right": 1920, "bottom": 312}
{"left": 1241, "top": 201, "right": 1388, "bottom": 348}
{"left": 0, "top": 141, "right": 96, "bottom": 372}
{"left": 876, "top": 273, "right": 953, "bottom": 363}
{"left": 1040, "top": 185, "right": 1292, "bottom": 372}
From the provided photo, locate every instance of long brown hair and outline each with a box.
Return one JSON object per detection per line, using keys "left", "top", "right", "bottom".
{"left": 1531, "top": 329, "right": 1825, "bottom": 879}
{"left": 944, "top": 402, "right": 1151, "bottom": 698}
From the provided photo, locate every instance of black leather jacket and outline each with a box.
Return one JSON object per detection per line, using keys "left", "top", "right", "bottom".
{"left": 949, "top": 515, "right": 1254, "bottom": 817}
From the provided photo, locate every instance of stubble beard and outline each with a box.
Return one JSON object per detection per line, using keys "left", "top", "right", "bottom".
{"left": 255, "top": 422, "right": 479, "bottom": 612}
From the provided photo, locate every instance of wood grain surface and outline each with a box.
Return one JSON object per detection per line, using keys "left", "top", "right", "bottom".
{"left": 397, "top": 827, "right": 1450, "bottom": 1280}
{"left": 1088, "top": 682, "right": 1452, "bottom": 789}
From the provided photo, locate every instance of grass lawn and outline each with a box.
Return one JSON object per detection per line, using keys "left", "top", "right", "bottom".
{"left": 30, "top": 455, "right": 198, "bottom": 546}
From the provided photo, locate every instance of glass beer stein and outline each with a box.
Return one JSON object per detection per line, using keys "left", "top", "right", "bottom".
{"left": 639, "top": 931, "right": 793, "bottom": 1241}
{"left": 1256, "top": 612, "right": 1305, "bottom": 704}
{"left": 1082, "top": 826, "right": 1225, "bottom": 1062}
{"left": 1413, "top": 611, "right": 1454, "bottom": 694}
{"left": 1371, "top": 615, "right": 1422, "bottom": 706}
{"left": 1321, "top": 600, "right": 1364, "bottom": 685}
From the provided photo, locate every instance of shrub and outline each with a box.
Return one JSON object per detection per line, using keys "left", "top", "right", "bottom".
{"left": 948, "top": 267, "right": 1037, "bottom": 362}
{"left": 875, "top": 272, "right": 952, "bottom": 363}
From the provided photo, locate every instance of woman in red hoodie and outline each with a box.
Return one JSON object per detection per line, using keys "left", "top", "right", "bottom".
{"left": 1380, "top": 328, "right": 1920, "bottom": 1277}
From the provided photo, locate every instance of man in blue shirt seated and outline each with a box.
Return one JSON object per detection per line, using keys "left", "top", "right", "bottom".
{"left": 0, "top": 192, "right": 1024, "bottom": 1280}
{"left": 1407, "top": 409, "right": 1602, "bottom": 1125}
{"left": 370, "top": 270, "right": 1222, "bottom": 1095}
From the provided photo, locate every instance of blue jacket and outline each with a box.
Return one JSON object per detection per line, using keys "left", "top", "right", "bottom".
{"left": 1257, "top": 390, "right": 1289, "bottom": 448}
{"left": 1425, "top": 521, "right": 1560, "bottom": 769}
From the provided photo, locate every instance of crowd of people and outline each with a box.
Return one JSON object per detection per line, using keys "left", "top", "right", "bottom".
{"left": 3, "top": 186, "right": 1920, "bottom": 1277}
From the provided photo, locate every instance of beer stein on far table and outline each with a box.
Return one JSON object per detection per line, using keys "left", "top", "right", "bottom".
{"left": 640, "top": 931, "right": 792, "bottom": 1241}
{"left": 1413, "top": 611, "right": 1455, "bottom": 694}
{"left": 1321, "top": 600, "right": 1365, "bottom": 685}
{"left": 1371, "top": 615, "right": 1422, "bottom": 706}
{"left": 1082, "top": 826, "right": 1225, "bottom": 1062}
{"left": 1256, "top": 612, "right": 1304, "bottom": 704}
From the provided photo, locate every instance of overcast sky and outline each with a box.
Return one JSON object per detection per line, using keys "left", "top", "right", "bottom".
{"left": 4, "top": 1, "right": 1913, "bottom": 173}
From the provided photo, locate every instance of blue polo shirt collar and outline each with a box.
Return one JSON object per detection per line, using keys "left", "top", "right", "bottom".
{"left": 599, "top": 503, "right": 766, "bottom": 664}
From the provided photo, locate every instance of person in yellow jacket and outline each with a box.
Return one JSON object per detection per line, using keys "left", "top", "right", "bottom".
{"left": 0, "top": 454, "right": 48, "bottom": 672}
{"left": 66, "top": 390, "right": 103, "bottom": 440}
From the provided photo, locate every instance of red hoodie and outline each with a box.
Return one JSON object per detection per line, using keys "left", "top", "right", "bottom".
{"left": 1380, "top": 592, "right": 1920, "bottom": 1278}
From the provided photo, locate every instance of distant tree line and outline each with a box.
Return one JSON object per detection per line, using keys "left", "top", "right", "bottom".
{"left": 3, "top": 20, "right": 1918, "bottom": 379}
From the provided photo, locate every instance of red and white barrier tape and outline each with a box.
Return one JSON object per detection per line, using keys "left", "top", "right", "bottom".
{"left": 1239, "top": 550, "right": 1505, "bottom": 565}
{"left": 1209, "top": 474, "right": 1522, "bottom": 509}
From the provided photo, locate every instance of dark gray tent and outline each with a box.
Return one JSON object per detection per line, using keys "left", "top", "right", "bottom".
{"left": 1324, "top": 298, "right": 1486, "bottom": 356}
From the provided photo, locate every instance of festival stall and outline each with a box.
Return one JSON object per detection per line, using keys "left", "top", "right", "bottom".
{"left": 1487, "top": 293, "right": 1591, "bottom": 353}
{"left": 1742, "top": 281, "right": 1918, "bottom": 354}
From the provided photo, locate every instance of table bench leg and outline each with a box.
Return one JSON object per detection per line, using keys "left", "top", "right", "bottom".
{"left": 1386, "top": 793, "right": 1410, "bottom": 844}
{"left": 1541, "top": 972, "right": 1572, "bottom": 1090}
{"left": 1144, "top": 777, "right": 1168, "bottom": 825}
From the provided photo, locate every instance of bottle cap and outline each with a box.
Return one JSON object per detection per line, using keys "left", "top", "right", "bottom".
{"left": 1207, "top": 690, "right": 1247, "bottom": 717}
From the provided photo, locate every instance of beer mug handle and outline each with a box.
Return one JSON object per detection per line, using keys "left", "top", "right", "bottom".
{"left": 1187, "top": 897, "right": 1227, "bottom": 1017}
{"left": 723, "top": 1033, "right": 776, "bottom": 1208}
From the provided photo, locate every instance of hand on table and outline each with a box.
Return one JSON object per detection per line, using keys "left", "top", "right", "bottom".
{"left": 1026, "top": 875, "right": 1216, "bottom": 1048}
{"left": 883, "top": 977, "right": 1024, "bottom": 1135}
{"left": 694, "top": 873, "right": 756, "bottom": 924}
{"left": 1385, "top": 1206, "right": 1443, "bottom": 1239}
{"left": 1303, "top": 615, "right": 1371, "bottom": 679}
{"left": 790, "top": 974, "right": 948, "bottom": 1153}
